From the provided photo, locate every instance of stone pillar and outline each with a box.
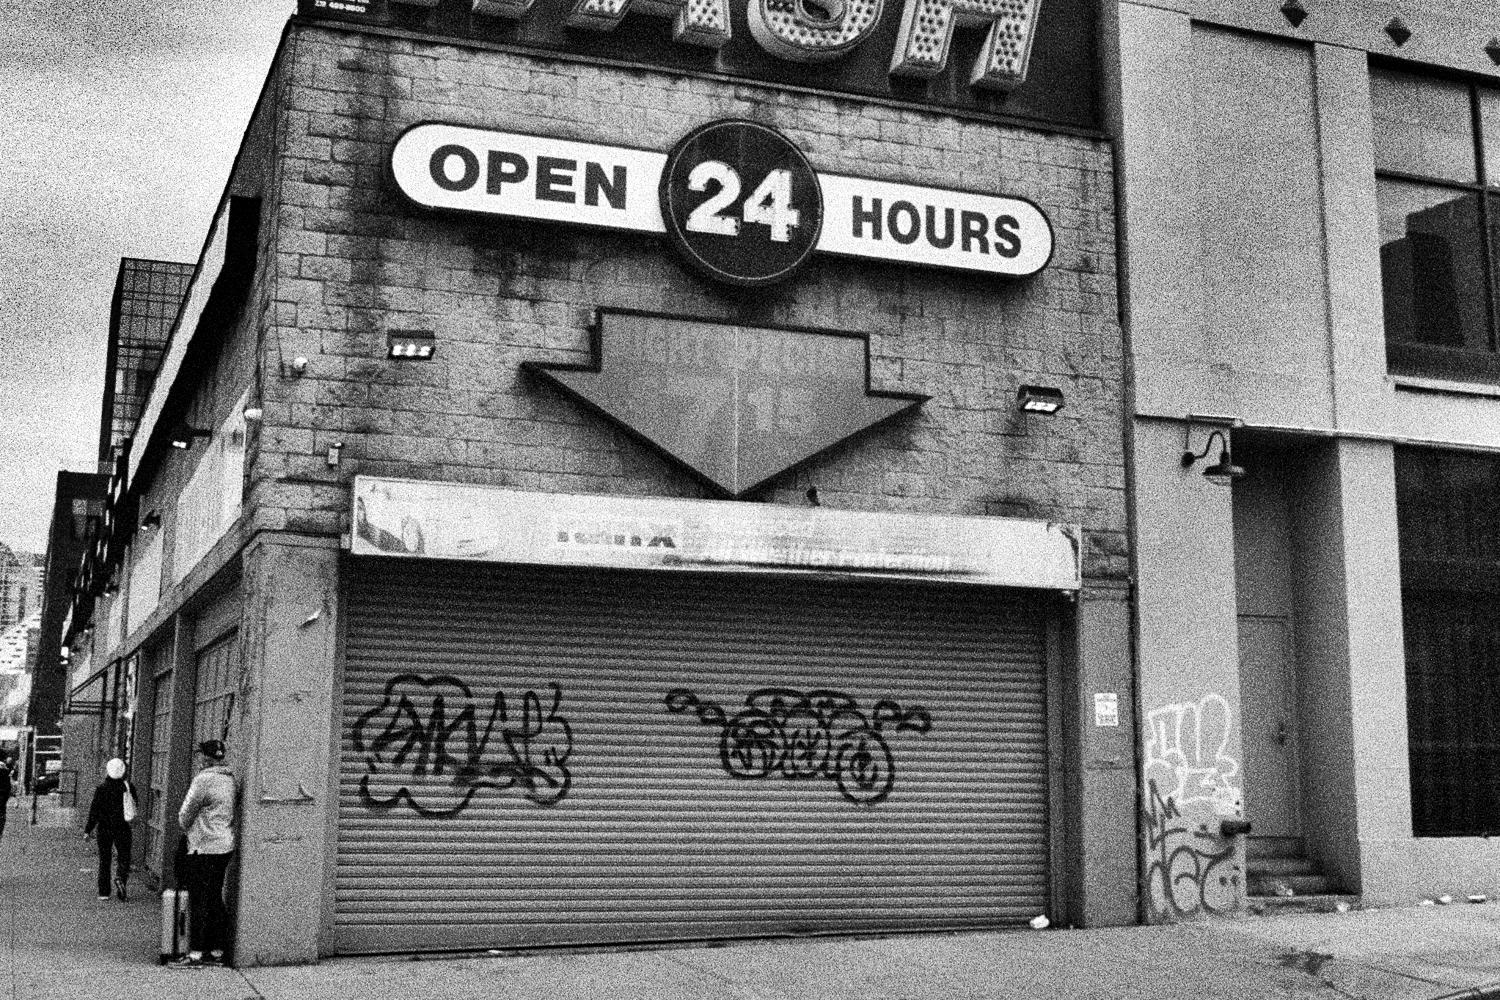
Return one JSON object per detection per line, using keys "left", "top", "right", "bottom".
{"left": 231, "top": 534, "right": 342, "bottom": 965}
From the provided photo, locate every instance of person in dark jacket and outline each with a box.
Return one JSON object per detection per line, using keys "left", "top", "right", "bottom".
{"left": 0, "top": 757, "right": 14, "bottom": 845}
{"left": 84, "top": 758, "right": 137, "bottom": 901}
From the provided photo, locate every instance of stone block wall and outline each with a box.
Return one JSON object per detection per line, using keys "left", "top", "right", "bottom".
{"left": 251, "top": 22, "right": 1127, "bottom": 580}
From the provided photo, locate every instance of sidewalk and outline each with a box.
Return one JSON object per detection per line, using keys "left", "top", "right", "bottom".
{"left": 4, "top": 799, "right": 1499, "bottom": 1000}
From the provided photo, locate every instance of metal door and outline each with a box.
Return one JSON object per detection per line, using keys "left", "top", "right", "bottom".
{"left": 335, "top": 559, "right": 1054, "bottom": 954}
{"left": 1237, "top": 615, "right": 1300, "bottom": 837}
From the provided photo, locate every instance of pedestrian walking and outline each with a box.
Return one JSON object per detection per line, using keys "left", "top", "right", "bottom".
{"left": 171, "top": 739, "right": 237, "bottom": 969}
{"left": 83, "top": 758, "right": 138, "bottom": 901}
{"left": 0, "top": 756, "right": 14, "bottom": 845}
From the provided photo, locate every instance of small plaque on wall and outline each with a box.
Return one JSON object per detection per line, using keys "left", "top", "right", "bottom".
{"left": 1094, "top": 692, "right": 1120, "bottom": 728}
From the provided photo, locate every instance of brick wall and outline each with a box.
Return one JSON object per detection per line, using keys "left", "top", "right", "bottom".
{"left": 253, "top": 23, "right": 1127, "bottom": 579}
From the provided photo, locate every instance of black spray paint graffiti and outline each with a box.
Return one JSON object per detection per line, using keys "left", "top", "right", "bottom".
{"left": 352, "top": 674, "right": 573, "bottom": 817}
{"left": 1142, "top": 778, "right": 1239, "bottom": 917}
{"left": 1141, "top": 693, "right": 1242, "bottom": 917}
{"left": 665, "top": 687, "right": 932, "bottom": 806}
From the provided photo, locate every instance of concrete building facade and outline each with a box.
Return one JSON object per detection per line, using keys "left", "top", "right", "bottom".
{"left": 67, "top": 0, "right": 1134, "bottom": 965}
{"left": 1103, "top": 0, "right": 1500, "bottom": 917}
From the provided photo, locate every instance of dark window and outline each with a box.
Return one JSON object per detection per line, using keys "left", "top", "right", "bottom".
{"left": 1374, "top": 68, "right": 1500, "bottom": 382}
{"left": 1395, "top": 447, "right": 1500, "bottom": 836}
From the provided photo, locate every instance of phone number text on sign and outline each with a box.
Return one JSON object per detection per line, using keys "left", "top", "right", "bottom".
{"left": 391, "top": 121, "right": 1053, "bottom": 284}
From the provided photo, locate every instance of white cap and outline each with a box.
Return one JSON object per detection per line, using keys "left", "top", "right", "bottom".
{"left": 105, "top": 758, "right": 126, "bottom": 780}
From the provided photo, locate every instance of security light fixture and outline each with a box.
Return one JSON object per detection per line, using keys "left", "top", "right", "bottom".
{"left": 1016, "top": 385, "right": 1065, "bottom": 414}
{"left": 140, "top": 510, "right": 162, "bottom": 531}
{"left": 1181, "top": 429, "right": 1246, "bottom": 485}
{"left": 102, "top": 581, "right": 119, "bottom": 597}
{"left": 388, "top": 330, "right": 436, "bottom": 360}
{"left": 243, "top": 406, "right": 264, "bottom": 422}
{"left": 169, "top": 425, "right": 211, "bottom": 449}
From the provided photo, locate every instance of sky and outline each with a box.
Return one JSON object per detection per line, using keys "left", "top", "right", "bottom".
{"left": 0, "top": 1, "right": 290, "bottom": 554}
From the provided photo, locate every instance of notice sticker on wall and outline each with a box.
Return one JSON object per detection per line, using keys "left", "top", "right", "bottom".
{"left": 1094, "top": 693, "right": 1119, "bottom": 728}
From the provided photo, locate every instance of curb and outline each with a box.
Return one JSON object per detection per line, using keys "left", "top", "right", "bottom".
{"left": 1427, "top": 983, "right": 1500, "bottom": 1000}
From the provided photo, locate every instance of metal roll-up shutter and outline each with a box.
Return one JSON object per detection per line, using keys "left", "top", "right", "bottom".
{"left": 336, "top": 558, "right": 1052, "bottom": 954}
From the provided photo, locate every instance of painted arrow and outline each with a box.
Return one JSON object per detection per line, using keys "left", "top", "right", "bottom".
{"left": 525, "top": 311, "right": 927, "bottom": 497}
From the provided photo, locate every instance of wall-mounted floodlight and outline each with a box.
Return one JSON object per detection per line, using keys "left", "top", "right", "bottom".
{"left": 140, "top": 511, "right": 162, "bottom": 531}
{"left": 169, "top": 425, "right": 211, "bottom": 449}
{"left": 243, "top": 406, "right": 264, "bottom": 422}
{"left": 1017, "top": 385, "right": 1065, "bottom": 414}
{"left": 388, "top": 330, "right": 436, "bottom": 360}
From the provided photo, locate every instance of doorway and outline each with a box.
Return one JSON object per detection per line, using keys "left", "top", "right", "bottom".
{"left": 1238, "top": 614, "right": 1300, "bottom": 838}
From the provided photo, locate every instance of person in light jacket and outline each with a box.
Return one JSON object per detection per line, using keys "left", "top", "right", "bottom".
{"left": 171, "top": 739, "right": 238, "bottom": 969}
{"left": 83, "top": 758, "right": 137, "bottom": 901}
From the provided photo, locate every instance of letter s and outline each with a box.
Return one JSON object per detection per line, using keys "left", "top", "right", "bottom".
{"left": 748, "top": 0, "right": 885, "bottom": 62}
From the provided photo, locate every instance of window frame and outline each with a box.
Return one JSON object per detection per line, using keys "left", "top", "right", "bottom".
{"left": 1373, "top": 63, "right": 1500, "bottom": 382}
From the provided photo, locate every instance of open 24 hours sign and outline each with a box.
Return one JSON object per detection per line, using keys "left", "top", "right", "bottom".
{"left": 391, "top": 119, "right": 1053, "bottom": 288}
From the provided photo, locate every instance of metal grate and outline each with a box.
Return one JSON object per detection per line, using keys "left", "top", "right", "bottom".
{"left": 193, "top": 632, "right": 239, "bottom": 749}
{"left": 146, "top": 669, "right": 173, "bottom": 876}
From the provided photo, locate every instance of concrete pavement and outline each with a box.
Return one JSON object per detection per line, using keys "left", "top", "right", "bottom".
{"left": 4, "top": 796, "right": 1499, "bottom": 1000}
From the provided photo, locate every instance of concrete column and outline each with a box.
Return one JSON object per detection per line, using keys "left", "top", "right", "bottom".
{"left": 1132, "top": 419, "right": 1245, "bottom": 920}
{"left": 1312, "top": 44, "right": 1391, "bottom": 435}
{"left": 231, "top": 534, "right": 342, "bottom": 966}
{"left": 162, "top": 616, "right": 199, "bottom": 879}
{"left": 1290, "top": 439, "right": 1412, "bottom": 899}
{"left": 1072, "top": 582, "right": 1137, "bottom": 926}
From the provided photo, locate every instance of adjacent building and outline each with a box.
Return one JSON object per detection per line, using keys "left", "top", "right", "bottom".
{"left": 0, "top": 544, "right": 44, "bottom": 633}
{"left": 1104, "top": 0, "right": 1500, "bottom": 915}
{"left": 66, "top": 0, "right": 1131, "bottom": 965}
{"left": 27, "top": 471, "right": 108, "bottom": 737}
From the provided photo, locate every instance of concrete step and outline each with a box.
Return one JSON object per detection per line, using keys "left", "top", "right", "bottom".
{"left": 1247, "top": 856, "right": 1318, "bottom": 877}
{"left": 1247, "top": 893, "right": 1361, "bottom": 915}
{"left": 1247, "top": 836, "right": 1305, "bottom": 860}
{"left": 1248, "top": 873, "right": 1334, "bottom": 897}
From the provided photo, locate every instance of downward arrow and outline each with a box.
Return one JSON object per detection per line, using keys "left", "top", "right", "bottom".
{"left": 525, "top": 312, "right": 927, "bottom": 497}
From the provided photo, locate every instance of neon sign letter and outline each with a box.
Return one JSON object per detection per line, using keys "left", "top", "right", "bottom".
{"left": 747, "top": 0, "right": 886, "bottom": 62}
{"left": 890, "top": 0, "right": 1041, "bottom": 90}
{"left": 567, "top": 0, "right": 732, "bottom": 47}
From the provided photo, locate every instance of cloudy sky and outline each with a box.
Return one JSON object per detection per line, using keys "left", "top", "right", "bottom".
{"left": 0, "top": 1, "right": 288, "bottom": 553}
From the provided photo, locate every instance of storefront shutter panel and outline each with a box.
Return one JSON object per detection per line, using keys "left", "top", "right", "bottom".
{"left": 335, "top": 558, "right": 1052, "bottom": 954}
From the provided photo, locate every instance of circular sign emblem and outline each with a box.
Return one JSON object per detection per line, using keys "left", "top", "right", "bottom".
{"left": 659, "top": 120, "right": 824, "bottom": 288}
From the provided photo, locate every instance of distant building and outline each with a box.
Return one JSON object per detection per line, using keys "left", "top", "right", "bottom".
{"left": 0, "top": 544, "right": 44, "bottom": 632}
{"left": 0, "top": 612, "right": 40, "bottom": 727}
{"left": 27, "top": 472, "right": 108, "bottom": 736}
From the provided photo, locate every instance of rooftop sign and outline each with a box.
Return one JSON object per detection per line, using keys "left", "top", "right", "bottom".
{"left": 298, "top": 0, "right": 1097, "bottom": 129}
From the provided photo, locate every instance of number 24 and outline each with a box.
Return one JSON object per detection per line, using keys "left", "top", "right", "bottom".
{"left": 685, "top": 161, "right": 800, "bottom": 243}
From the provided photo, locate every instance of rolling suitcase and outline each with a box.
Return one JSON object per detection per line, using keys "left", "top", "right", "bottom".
{"left": 159, "top": 889, "right": 190, "bottom": 964}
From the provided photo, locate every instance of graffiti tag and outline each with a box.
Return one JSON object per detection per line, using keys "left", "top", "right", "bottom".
{"left": 1143, "top": 778, "right": 1239, "bottom": 917}
{"left": 1141, "top": 694, "right": 1242, "bottom": 918}
{"left": 352, "top": 674, "right": 573, "bottom": 817}
{"left": 665, "top": 687, "right": 932, "bottom": 806}
{"left": 1145, "top": 693, "right": 1239, "bottom": 811}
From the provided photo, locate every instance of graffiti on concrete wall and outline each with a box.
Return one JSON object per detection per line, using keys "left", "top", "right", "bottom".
{"left": 665, "top": 687, "right": 932, "bottom": 806}
{"left": 352, "top": 674, "right": 573, "bottom": 816}
{"left": 1142, "top": 693, "right": 1242, "bottom": 918}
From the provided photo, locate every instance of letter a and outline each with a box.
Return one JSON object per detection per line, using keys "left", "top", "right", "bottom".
{"left": 566, "top": 0, "right": 731, "bottom": 48}
{"left": 889, "top": 0, "right": 1041, "bottom": 90}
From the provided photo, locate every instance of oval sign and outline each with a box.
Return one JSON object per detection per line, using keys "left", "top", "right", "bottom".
{"left": 658, "top": 120, "right": 824, "bottom": 288}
